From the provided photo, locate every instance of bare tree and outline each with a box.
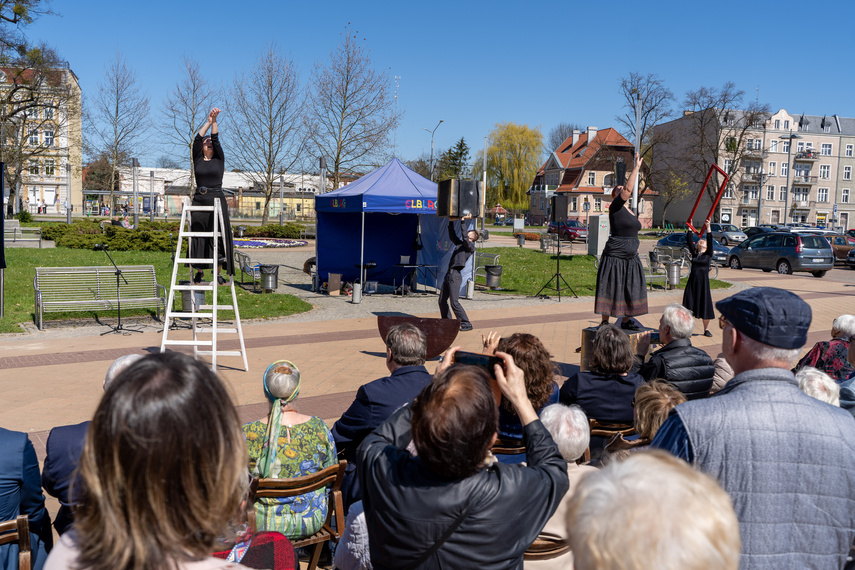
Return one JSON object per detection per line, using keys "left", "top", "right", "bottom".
{"left": 0, "top": 0, "right": 55, "bottom": 56}
{"left": 160, "top": 57, "right": 213, "bottom": 192}
{"left": 544, "top": 121, "right": 583, "bottom": 156}
{"left": 88, "top": 52, "right": 150, "bottom": 209}
{"left": 226, "top": 43, "right": 304, "bottom": 225}
{"left": 305, "top": 25, "right": 401, "bottom": 189}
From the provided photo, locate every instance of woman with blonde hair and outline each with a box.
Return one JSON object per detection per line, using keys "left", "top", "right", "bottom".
{"left": 45, "top": 352, "right": 251, "bottom": 570}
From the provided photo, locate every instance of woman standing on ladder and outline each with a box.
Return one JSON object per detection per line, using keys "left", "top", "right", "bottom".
{"left": 191, "top": 107, "right": 234, "bottom": 285}
{"left": 594, "top": 153, "right": 647, "bottom": 329}
{"left": 682, "top": 219, "right": 715, "bottom": 336}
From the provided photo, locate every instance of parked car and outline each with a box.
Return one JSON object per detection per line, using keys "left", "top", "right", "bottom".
{"left": 826, "top": 234, "right": 855, "bottom": 263}
{"left": 744, "top": 226, "right": 778, "bottom": 239}
{"left": 547, "top": 219, "right": 588, "bottom": 241}
{"left": 727, "top": 232, "right": 834, "bottom": 277}
{"left": 503, "top": 218, "right": 516, "bottom": 227}
{"left": 656, "top": 233, "right": 729, "bottom": 264}
{"left": 846, "top": 247, "right": 855, "bottom": 269}
{"left": 709, "top": 223, "right": 747, "bottom": 246}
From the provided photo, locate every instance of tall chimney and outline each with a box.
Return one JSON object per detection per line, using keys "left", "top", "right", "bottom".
{"left": 572, "top": 129, "right": 580, "bottom": 146}
{"left": 587, "top": 126, "right": 598, "bottom": 144}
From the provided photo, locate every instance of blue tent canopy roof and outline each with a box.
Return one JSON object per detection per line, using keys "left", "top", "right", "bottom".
{"left": 314, "top": 158, "right": 438, "bottom": 214}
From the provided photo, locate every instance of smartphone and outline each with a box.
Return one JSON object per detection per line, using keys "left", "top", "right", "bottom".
{"left": 453, "top": 351, "right": 502, "bottom": 375}
{"left": 650, "top": 331, "right": 661, "bottom": 344}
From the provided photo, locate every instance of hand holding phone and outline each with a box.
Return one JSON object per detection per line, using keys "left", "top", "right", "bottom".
{"left": 452, "top": 351, "right": 503, "bottom": 376}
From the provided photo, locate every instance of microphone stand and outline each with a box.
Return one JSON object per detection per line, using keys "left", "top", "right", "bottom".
{"left": 98, "top": 246, "right": 143, "bottom": 335}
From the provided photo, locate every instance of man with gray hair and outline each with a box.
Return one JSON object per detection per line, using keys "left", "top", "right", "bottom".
{"left": 653, "top": 287, "right": 855, "bottom": 569}
{"left": 42, "top": 353, "right": 143, "bottom": 534}
{"left": 633, "top": 303, "right": 714, "bottom": 399}
{"left": 332, "top": 323, "right": 433, "bottom": 512}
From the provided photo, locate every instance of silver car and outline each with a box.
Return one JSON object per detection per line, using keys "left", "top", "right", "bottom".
{"left": 728, "top": 232, "right": 834, "bottom": 277}
{"left": 710, "top": 223, "right": 747, "bottom": 246}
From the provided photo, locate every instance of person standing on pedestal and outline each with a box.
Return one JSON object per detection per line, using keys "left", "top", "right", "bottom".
{"left": 439, "top": 214, "right": 477, "bottom": 331}
{"left": 683, "top": 219, "right": 715, "bottom": 336}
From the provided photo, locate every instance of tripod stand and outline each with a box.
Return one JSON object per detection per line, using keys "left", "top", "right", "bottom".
{"left": 534, "top": 234, "right": 578, "bottom": 300}
{"left": 97, "top": 245, "right": 143, "bottom": 335}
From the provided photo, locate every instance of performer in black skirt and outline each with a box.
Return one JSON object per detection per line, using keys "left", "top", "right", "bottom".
{"left": 190, "top": 107, "right": 234, "bottom": 285}
{"left": 595, "top": 153, "right": 647, "bottom": 330}
{"left": 682, "top": 219, "right": 715, "bottom": 336}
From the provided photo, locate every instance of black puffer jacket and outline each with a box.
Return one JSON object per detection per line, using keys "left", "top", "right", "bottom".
{"left": 634, "top": 338, "right": 715, "bottom": 399}
{"left": 357, "top": 406, "right": 569, "bottom": 570}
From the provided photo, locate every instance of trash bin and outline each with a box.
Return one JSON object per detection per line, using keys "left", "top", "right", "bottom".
{"left": 259, "top": 264, "right": 279, "bottom": 293}
{"left": 665, "top": 261, "right": 682, "bottom": 289}
{"left": 178, "top": 280, "right": 205, "bottom": 312}
{"left": 517, "top": 233, "right": 526, "bottom": 247}
{"left": 351, "top": 281, "right": 362, "bottom": 304}
{"left": 485, "top": 265, "right": 502, "bottom": 289}
{"left": 235, "top": 225, "right": 246, "bottom": 238}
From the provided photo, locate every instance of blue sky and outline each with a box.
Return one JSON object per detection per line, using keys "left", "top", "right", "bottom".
{"left": 28, "top": 0, "right": 855, "bottom": 169}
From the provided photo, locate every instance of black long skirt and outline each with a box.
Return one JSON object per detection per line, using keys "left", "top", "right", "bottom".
{"left": 682, "top": 262, "right": 714, "bottom": 320}
{"left": 594, "top": 237, "right": 648, "bottom": 317}
{"left": 190, "top": 189, "right": 234, "bottom": 275}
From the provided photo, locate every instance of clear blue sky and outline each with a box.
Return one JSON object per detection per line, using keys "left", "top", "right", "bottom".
{"left": 28, "top": 0, "right": 855, "bottom": 169}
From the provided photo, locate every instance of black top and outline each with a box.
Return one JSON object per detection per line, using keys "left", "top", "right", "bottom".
{"left": 559, "top": 370, "right": 645, "bottom": 424}
{"left": 447, "top": 220, "right": 475, "bottom": 269}
{"left": 688, "top": 230, "right": 714, "bottom": 267}
{"left": 608, "top": 194, "right": 641, "bottom": 238}
{"left": 192, "top": 133, "right": 225, "bottom": 189}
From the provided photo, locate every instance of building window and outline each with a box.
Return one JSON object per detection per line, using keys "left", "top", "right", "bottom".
{"left": 847, "top": 144, "right": 854, "bottom": 157}
{"left": 843, "top": 188, "right": 850, "bottom": 203}
{"left": 27, "top": 107, "right": 38, "bottom": 119}
{"left": 824, "top": 124, "right": 831, "bottom": 133}
{"left": 822, "top": 143, "right": 832, "bottom": 156}
{"left": 782, "top": 140, "right": 790, "bottom": 153}
{"left": 845, "top": 166, "right": 852, "bottom": 181}
{"left": 28, "top": 129, "right": 37, "bottom": 146}
{"left": 44, "top": 159, "right": 54, "bottom": 176}
{"left": 570, "top": 196, "right": 578, "bottom": 211}
{"left": 44, "top": 107, "right": 54, "bottom": 119}
{"left": 794, "top": 187, "right": 810, "bottom": 202}
{"left": 255, "top": 202, "right": 260, "bottom": 210}
{"left": 723, "top": 159, "right": 732, "bottom": 173}
{"left": 594, "top": 197, "right": 602, "bottom": 211}
{"left": 784, "top": 120, "right": 790, "bottom": 129}
{"left": 818, "top": 188, "right": 829, "bottom": 202}
{"left": 779, "top": 186, "right": 787, "bottom": 201}
{"left": 587, "top": 172, "right": 595, "bottom": 185}
{"left": 774, "top": 119, "right": 781, "bottom": 129}
{"left": 723, "top": 185, "right": 734, "bottom": 199}
{"left": 28, "top": 160, "right": 38, "bottom": 175}
{"left": 43, "top": 130, "right": 54, "bottom": 147}
{"left": 767, "top": 185, "right": 775, "bottom": 200}
{"left": 768, "top": 161, "right": 776, "bottom": 176}
{"left": 820, "top": 164, "right": 830, "bottom": 179}
{"left": 797, "top": 141, "right": 806, "bottom": 152}
{"left": 770, "top": 140, "right": 778, "bottom": 153}
{"left": 781, "top": 162, "right": 788, "bottom": 177}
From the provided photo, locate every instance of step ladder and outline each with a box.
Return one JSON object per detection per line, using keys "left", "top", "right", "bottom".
{"left": 160, "top": 197, "right": 248, "bottom": 372}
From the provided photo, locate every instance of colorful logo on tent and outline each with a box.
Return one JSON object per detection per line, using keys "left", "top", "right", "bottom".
{"left": 405, "top": 199, "right": 435, "bottom": 210}
{"left": 330, "top": 198, "right": 346, "bottom": 208}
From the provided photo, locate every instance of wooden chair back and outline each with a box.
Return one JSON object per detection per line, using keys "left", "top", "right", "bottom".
{"left": 490, "top": 437, "right": 526, "bottom": 456}
{"left": 524, "top": 531, "right": 570, "bottom": 561}
{"left": 252, "top": 460, "right": 346, "bottom": 570}
{"left": 583, "top": 419, "right": 637, "bottom": 463}
{"left": 0, "top": 515, "right": 32, "bottom": 570}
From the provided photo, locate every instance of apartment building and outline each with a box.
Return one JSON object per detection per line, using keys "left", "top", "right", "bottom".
{"left": 528, "top": 126, "right": 655, "bottom": 227}
{"left": 652, "top": 108, "right": 855, "bottom": 229}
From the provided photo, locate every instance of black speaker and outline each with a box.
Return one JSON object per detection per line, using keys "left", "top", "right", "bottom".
{"left": 437, "top": 179, "right": 481, "bottom": 218}
{"left": 551, "top": 194, "right": 569, "bottom": 223}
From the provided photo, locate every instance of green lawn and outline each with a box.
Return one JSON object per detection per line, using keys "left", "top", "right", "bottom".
{"left": 477, "top": 247, "right": 731, "bottom": 297}
{"left": 0, "top": 248, "right": 312, "bottom": 333}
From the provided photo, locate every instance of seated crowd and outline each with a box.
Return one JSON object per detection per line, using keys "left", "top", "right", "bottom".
{"left": 3, "top": 287, "right": 855, "bottom": 570}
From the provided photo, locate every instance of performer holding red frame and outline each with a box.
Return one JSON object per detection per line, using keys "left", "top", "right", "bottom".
{"left": 594, "top": 153, "right": 647, "bottom": 329}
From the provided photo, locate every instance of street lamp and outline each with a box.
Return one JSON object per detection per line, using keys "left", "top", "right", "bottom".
{"left": 780, "top": 131, "right": 802, "bottom": 225}
{"left": 278, "top": 174, "right": 284, "bottom": 226}
{"left": 149, "top": 170, "right": 155, "bottom": 222}
{"left": 422, "top": 119, "right": 443, "bottom": 181}
{"left": 131, "top": 158, "right": 139, "bottom": 227}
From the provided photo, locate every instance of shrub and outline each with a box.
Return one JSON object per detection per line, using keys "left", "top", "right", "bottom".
{"left": 243, "top": 223, "right": 303, "bottom": 239}
{"left": 15, "top": 210, "right": 32, "bottom": 223}
{"left": 514, "top": 232, "right": 541, "bottom": 241}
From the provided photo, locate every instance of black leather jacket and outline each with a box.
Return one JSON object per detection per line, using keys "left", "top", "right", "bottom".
{"left": 633, "top": 338, "right": 714, "bottom": 399}
{"left": 357, "top": 406, "right": 569, "bottom": 569}
{"left": 448, "top": 220, "right": 475, "bottom": 269}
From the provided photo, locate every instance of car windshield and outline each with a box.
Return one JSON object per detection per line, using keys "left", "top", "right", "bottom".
{"left": 720, "top": 224, "right": 739, "bottom": 232}
{"left": 566, "top": 220, "right": 585, "bottom": 228}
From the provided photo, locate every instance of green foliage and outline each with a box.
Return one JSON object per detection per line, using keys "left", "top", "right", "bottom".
{"left": 477, "top": 123, "right": 543, "bottom": 210}
{"left": 436, "top": 137, "right": 471, "bottom": 180}
{"left": 15, "top": 209, "right": 32, "bottom": 223}
{"left": 243, "top": 223, "right": 303, "bottom": 239}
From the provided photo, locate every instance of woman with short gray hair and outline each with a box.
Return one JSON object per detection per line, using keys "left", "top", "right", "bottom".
{"left": 792, "top": 314, "right": 855, "bottom": 380}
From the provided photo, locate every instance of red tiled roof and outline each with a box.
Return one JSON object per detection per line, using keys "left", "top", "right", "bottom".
{"left": 538, "top": 127, "right": 634, "bottom": 174}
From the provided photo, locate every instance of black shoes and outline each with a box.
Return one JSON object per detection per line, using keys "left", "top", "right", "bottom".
{"left": 193, "top": 271, "right": 204, "bottom": 284}
{"left": 217, "top": 275, "right": 227, "bottom": 285}
{"left": 621, "top": 319, "right": 642, "bottom": 331}
{"left": 704, "top": 330, "right": 713, "bottom": 337}
{"left": 460, "top": 322, "right": 473, "bottom": 331}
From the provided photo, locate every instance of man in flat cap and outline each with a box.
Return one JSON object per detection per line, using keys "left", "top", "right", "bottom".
{"left": 653, "top": 287, "right": 855, "bottom": 570}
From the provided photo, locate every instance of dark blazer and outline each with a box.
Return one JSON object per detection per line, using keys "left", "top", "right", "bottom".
{"left": 447, "top": 220, "right": 475, "bottom": 269}
{"left": 559, "top": 370, "right": 645, "bottom": 424}
{"left": 0, "top": 427, "right": 52, "bottom": 568}
{"left": 332, "top": 365, "right": 433, "bottom": 510}
{"left": 42, "top": 421, "right": 90, "bottom": 535}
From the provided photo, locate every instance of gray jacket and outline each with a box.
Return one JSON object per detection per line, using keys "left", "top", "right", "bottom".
{"left": 676, "top": 367, "right": 855, "bottom": 569}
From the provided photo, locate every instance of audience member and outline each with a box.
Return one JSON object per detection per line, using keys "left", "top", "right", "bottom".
{"left": 633, "top": 303, "right": 714, "bottom": 399}
{"left": 566, "top": 450, "right": 740, "bottom": 570}
{"left": 0, "top": 427, "right": 52, "bottom": 570}
{"left": 42, "top": 354, "right": 142, "bottom": 535}
{"left": 606, "top": 380, "right": 686, "bottom": 458}
{"left": 838, "top": 339, "right": 855, "bottom": 417}
{"left": 560, "top": 324, "right": 644, "bottom": 424}
{"left": 793, "top": 314, "right": 855, "bottom": 380}
{"left": 44, "top": 352, "right": 252, "bottom": 570}
{"left": 332, "top": 323, "right": 432, "bottom": 511}
{"left": 243, "top": 360, "right": 336, "bottom": 540}
{"left": 710, "top": 351, "right": 734, "bottom": 394}
{"left": 526, "top": 403, "right": 595, "bottom": 570}
{"left": 357, "top": 348, "right": 569, "bottom": 568}
{"left": 333, "top": 501, "right": 372, "bottom": 570}
{"left": 653, "top": 287, "right": 855, "bottom": 569}
{"left": 796, "top": 366, "right": 840, "bottom": 406}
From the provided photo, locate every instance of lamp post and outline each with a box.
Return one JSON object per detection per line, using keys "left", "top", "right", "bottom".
{"left": 781, "top": 131, "right": 802, "bottom": 225}
{"left": 149, "top": 170, "right": 155, "bottom": 222}
{"left": 131, "top": 158, "right": 139, "bottom": 227}
{"left": 279, "top": 174, "right": 284, "bottom": 226}
{"left": 65, "top": 163, "right": 71, "bottom": 224}
{"left": 423, "top": 119, "right": 443, "bottom": 181}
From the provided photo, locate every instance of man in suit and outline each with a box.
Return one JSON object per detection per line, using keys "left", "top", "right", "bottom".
{"left": 42, "top": 354, "right": 142, "bottom": 535}
{"left": 331, "top": 323, "right": 433, "bottom": 512}
{"left": 439, "top": 216, "right": 478, "bottom": 331}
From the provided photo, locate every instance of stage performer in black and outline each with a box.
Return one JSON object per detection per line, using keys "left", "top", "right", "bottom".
{"left": 190, "top": 107, "right": 234, "bottom": 285}
{"left": 683, "top": 219, "right": 715, "bottom": 336}
{"left": 595, "top": 153, "right": 646, "bottom": 329}
{"left": 439, "top": 215, "right": 477, "bottom": 331}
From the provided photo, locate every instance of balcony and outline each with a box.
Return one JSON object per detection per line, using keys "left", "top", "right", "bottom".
{"left": 794, "top": 150, "right": 819, "bottom": 161}
{"left": 791, "top": 175, "right": 818, "bottom": 184}
{"left": 743, "top": 147, "right": 763, "bottom": 157}
{"left": 742, "top": 172, "right": 764, "bottom": 182}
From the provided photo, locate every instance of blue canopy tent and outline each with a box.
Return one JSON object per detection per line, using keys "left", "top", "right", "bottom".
{"left": 315, "top": 158, "right": 440, "bottom": 287}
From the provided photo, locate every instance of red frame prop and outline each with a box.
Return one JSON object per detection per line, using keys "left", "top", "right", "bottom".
{"left": 686, "top": 164, "right": 730, "bottom": 236}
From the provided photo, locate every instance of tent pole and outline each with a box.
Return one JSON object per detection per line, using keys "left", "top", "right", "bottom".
{"left": 360, "top": 210, "right": 365, "bottom": 290}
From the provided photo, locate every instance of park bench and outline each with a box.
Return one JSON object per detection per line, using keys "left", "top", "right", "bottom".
{"left": 33, "top": 265, "right": 166, "bottom": 329}
{"left": 4, "top": 219, "right": 42, "bottom": 247}
{"left": 234, "top": 250, "right": 262, "bottom": 291}
{"left": 299, "top": 226, "right": 316, "bottom": 239}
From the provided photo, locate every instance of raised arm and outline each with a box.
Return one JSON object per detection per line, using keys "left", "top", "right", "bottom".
{"left": 619, "top": 152, "right": 644, "bottom": 202}
{"left": 705, "top": 220, "right": 713, "bottom": 250}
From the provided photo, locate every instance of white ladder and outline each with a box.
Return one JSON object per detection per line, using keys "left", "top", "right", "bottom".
{"left": 160, "top": 198, "right": 248, "bottom": 372}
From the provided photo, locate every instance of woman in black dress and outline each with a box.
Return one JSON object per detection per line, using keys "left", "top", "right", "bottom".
{"left": 682, "top": 219, "right": 714, "bottom": 336}
{"left": 191, "top": 107, "right": 234, "bottom": 285}
{"left": 595, "top": 153, "right": 647, "bottom": 329}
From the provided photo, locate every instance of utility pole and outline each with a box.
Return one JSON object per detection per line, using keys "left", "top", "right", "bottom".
{"left": 423, "top": 119, "right": 443, "bottom": 181}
